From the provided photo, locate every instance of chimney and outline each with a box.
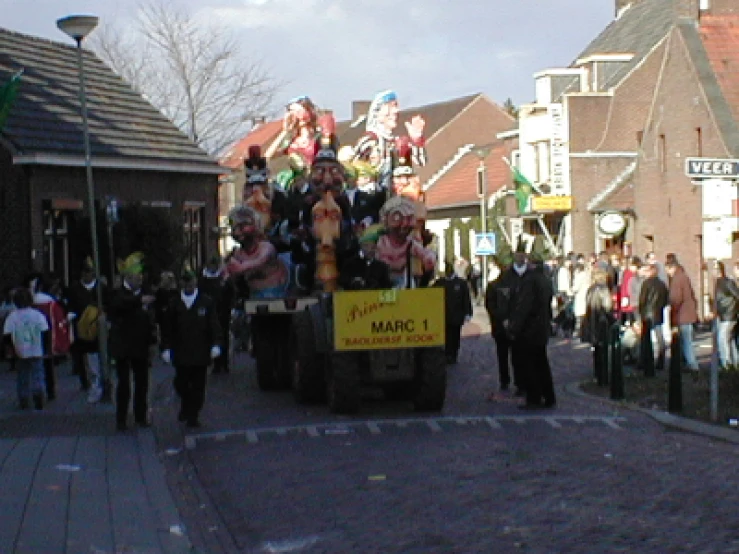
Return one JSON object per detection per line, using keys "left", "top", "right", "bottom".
{"left": 351, "top": 100, "right": 371, "bottom": 121}
{"left": 614, "top": 0, "right": 646, "bottom": 17}
{"left": 250, "top": 116, "right": 266, "bottom": 128}
{"left": 675, "top": 0, "right": 700, "bottom": 19}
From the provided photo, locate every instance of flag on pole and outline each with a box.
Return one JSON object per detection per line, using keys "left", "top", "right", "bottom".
{"left": 502, "top": 157, "right": 533, "bottom": 214}
{"left": 0, "top": 70, "right": 23, "bottom": 132}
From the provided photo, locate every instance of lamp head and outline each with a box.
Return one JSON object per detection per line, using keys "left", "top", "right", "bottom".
{"left": 57, "top": 15, "right": 99, "bottom": 42}
{"left": 473, "top": 144, "right": 494, "bottom": 160}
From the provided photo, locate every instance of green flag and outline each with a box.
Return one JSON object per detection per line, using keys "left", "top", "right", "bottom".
{"left": 0, "top": 70, "right": 22, "bottom": 132}
{"left": 512, "top": 166, "right": 532, "bottom": 214}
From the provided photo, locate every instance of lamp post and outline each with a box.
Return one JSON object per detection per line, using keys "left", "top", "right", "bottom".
{"left": 57, "top": 15, "right": 110, "bottom": 392}
{"left": 474, "top": 144, "right": 494, "bottom": 288}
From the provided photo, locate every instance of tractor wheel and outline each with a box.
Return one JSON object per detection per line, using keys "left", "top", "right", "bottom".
{"left": 253, "top": 325, "right": 277, "bottom": 391}
{"left": 413, "top": 347, "right": 447, "bottom": 412}
{"left": 291, "top": 312, "right": 325, "bottom": 403}
{"left": 327, "top": 352, "right": 361, "bottom": 414}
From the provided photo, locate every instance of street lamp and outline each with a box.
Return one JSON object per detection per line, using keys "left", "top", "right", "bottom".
{"left": 474, "top": 144, "right": 494, "bottom": 288}
{"left": 57, "top": 15, "right": 110, "bottom": 394}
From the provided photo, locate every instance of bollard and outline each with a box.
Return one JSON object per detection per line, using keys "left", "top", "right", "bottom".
{"left": 640, "top": 318, "right": 656, "bottom": 377}
{"left": 668, "top": 326, "right": 683, "bottom": 413}
{"left": 596, "top": 317, "right": 609, "bottom": 387}
{"left": 610, "top": 322, "right": 625, "bottom": 400}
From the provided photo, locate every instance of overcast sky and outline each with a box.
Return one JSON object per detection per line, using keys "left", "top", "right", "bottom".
{"left": 2, "top": 0, "right": 614, "bottom": 119}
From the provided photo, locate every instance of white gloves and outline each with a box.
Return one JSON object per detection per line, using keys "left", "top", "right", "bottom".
{"left": 161, "top": 350, "right": 172, "bottom": 364}
{"left": 210, "top": 346, "right": 221, "bottom": 359}
{"left": 67, "top": 312, "right": 77, "bottom": 322}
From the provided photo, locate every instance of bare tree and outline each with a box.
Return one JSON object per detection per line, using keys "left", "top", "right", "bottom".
{"left": 502, "top": 98, "right": 519, "bottom": 120}
{"left": 90, "top": 1, "right": 280, "bottom": 155}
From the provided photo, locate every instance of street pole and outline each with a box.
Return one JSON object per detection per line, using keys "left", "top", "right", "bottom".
{"left": 58, "top": 15, "right": 109, "bottom": 392}
{"left": 477, "top": 162, "right": 488, "bottom": 288}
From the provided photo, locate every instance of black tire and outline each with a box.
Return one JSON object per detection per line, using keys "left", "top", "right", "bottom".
{"left": 413, "top": 347, "right": 447, "bottom": 412}
{"left": 383, "top": 382, "right": 414, "bottom": 401}
{"left": 291, "top": 312, "right": 325, "bottom": 403}
{"left": 327, "top": 352, "right": 361, "bottom": 414}
{"left": 253, "top": 324, "right": 277, "bottom": 391}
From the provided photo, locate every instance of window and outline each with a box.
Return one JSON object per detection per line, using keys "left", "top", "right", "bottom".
{"left": 183, "top": 204, "right": 205, "bottom": 271}
{"left": 696, "top": 127, "right": 703, "bottom": 157}
{"left": 511, "top": 149, "right": 521, "bottom": 170}
{"left": 43, "top": 206, "right": 71, "bottom": 285}
{"left": 636, "top": 130, "right": 644, "bottom": 149}
{"left": 659, "top": 134, "right": 666, "bottom": 172}
{"left": 533, "top": 141, "right": 550, "bottom": 183}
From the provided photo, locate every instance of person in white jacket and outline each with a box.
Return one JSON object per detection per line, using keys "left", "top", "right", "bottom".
{"left": 572, "top": 261, "right": 591, "bottom": 335}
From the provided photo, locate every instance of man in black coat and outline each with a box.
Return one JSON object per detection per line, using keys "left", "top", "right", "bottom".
{"left": 434, "top": 264, "right": 473, "bottom": 364}
{"left": 485, "top": 260, "right": 514, "bottom": 393}
{"left": 108, "top": 253, "right": 157, "bottom": 431}
{"left": 338, "top": 226, "right": 393, "bottom": 291}
{"left": 198, "top": 257, "right": 233, "bottom": 373}
{"left": 504, "top": 251, "right": 556, "bottom": 408}
{"left": 161, "top": 268, "right": 222, "bottom": 428}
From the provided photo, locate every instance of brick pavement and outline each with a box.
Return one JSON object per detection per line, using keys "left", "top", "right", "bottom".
{"left": 0, "top": 357, "right": 193, "bottom": 554}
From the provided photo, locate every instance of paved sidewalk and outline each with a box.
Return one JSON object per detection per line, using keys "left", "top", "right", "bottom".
{"left": 0, "top": 357, "right": 193, "bottom": 554}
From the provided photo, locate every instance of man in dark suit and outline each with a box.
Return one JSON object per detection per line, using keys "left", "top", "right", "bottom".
{"left": 506, "top": 252, "right": 556, "bottom": 409}
{"left": 161, "top": 267, "right": 223, "bottom": 428}
{"left": 339, "top": 225, "right": 393, "bottom": 290}
{"left": 485, "top": 259, "right": 513, "bottom": 393}
{"left": 108, "top": 253, "right": 157, "bottom": 431}
{"left": 344, "top": 163, "right": 385, "bottom": 230}
{"left": 435, "top": 264, "right": 473, "bottom": 364}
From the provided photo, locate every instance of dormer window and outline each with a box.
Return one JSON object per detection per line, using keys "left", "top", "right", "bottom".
{"left": 575, "top": 53, "right": 634, "bottom": 91}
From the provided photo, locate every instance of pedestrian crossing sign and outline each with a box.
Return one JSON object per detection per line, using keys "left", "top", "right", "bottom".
{"left": 474, "top": 233, "right": 496, "bottom": 256}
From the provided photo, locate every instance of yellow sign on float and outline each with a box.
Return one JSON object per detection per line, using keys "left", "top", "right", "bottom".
{"left": 333, "top": 288, "right": 446, "bottom": 351}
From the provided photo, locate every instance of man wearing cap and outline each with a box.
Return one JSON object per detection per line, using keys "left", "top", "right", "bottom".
{"left": 354, "top": 89, "right": 427, "bottom": 191}
{"left": 161, "top": 267, "right": 223, "bottom": 427}
{"left": 339, "top": 225, "right": 393, "bottom": 291}
{"left": 108, "top": 253, "right": 157, "bottom": 431}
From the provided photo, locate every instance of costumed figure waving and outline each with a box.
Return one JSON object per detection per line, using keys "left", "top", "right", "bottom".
{"left": 242, "top": 145, "right": 286, "bottom": 236}
{"left": 376, "top": 196, "right": 436, "bottom": 288}
{"left": 265, "top": 96, "right": 319, "bottom": 168}
{"left": 393, "top": 137, "right": 434, "bottom": 285}
{"left": 353, "top": 89, "right": 427, "bottom": 191}
{"left": 224, "top": 205, "right": 291, "bottom": 299}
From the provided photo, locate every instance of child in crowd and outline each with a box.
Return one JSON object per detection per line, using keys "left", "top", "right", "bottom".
{"left": 3, "top": 288, "right": 49, "bottom": 410}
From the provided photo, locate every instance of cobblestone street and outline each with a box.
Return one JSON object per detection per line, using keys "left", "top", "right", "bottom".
{"left": 150, "top": 309, "right": 739, "bottom": 553}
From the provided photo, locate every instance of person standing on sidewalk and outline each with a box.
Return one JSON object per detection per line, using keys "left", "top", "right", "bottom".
{"left": 506, "top": 253, "right": 556, "bottom": 409}
{"left": 67, "top": 258, "right": 107, "bottom": 402}
{"left": 434, "top": 264, "right": 473, "bottom": 364}
{"left": 485, "top": 259, "right": 513, "bottom": 394}
{"left": 713, "top": 261, "right": 739, "bottom": 369}
{"left": 665, "top": 256, "right": 700, "bottom": 371}
{"left": 161, "top": 266, "right": 223, "bottom": 428}
{"left": 198, "top": 257, "right": 233, "bottom": 374}
{"left": 637, "top": 263, "right": 669, "bottom": 370}
{"left": 109, "top": 253, "right": 157, "bottom": 431}
{"left": 3, "top": 288, "right": 49, "bottom": 410}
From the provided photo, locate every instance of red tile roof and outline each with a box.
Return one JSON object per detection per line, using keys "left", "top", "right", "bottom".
{"left": 700, "top": 15, "right": 739, "bottom": 123}
{"left": 219, "top": 120, "right": 282, "bottom": 169}
{"left": 425, "top": 144, "right": 509, "bottom": 210}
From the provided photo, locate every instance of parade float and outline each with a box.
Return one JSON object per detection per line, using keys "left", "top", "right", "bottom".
{"left": 226, "top": 90, "right": 446, "bottom": 413}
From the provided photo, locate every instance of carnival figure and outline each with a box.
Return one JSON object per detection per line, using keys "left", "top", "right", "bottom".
{"left": 265, "top": 96, "right": 319, "bottom": 167}
{"left": 242, "top": 145, "right": 276, "bottom": 231}
{"left": 353, "top": 89, "right": 427, "bottom": 191}
{"left": 392, "top": 138, "right": 434, "bottom": 282}
{"left": 376, "top": 196, "right": 436, "bottom": 288}
{"left": 224, "top": 205, "right": 291, "bottom": 299}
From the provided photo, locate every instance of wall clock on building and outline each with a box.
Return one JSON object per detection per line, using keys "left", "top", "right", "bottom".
{"left": 597, "top": 211, "right": 627, "bottom": 236}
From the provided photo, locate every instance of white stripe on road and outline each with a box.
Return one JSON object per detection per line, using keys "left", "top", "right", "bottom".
{"left": 183, "top": 414, "right": 628, "bottom": 449}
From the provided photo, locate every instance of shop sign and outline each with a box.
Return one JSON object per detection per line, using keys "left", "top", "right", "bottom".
{"left": 531, "top": 196, "right": 573, "bottom": 212}
{"left": 597, "top": 211, "right": 627, "bottom": 236}
{"left": 333, "top": 288, "right": 445, "bottom": 351}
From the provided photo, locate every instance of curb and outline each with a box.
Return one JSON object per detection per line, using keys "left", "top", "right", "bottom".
{"left": 564, "top": 381, "right": 739, "bottom": 445}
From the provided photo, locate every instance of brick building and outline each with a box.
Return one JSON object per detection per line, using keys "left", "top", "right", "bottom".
{"left": 0, "top": 28, "right": 222, "bottom": 288}
{"left": 518, "top": 0, "right": 739, "bottom": 316}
